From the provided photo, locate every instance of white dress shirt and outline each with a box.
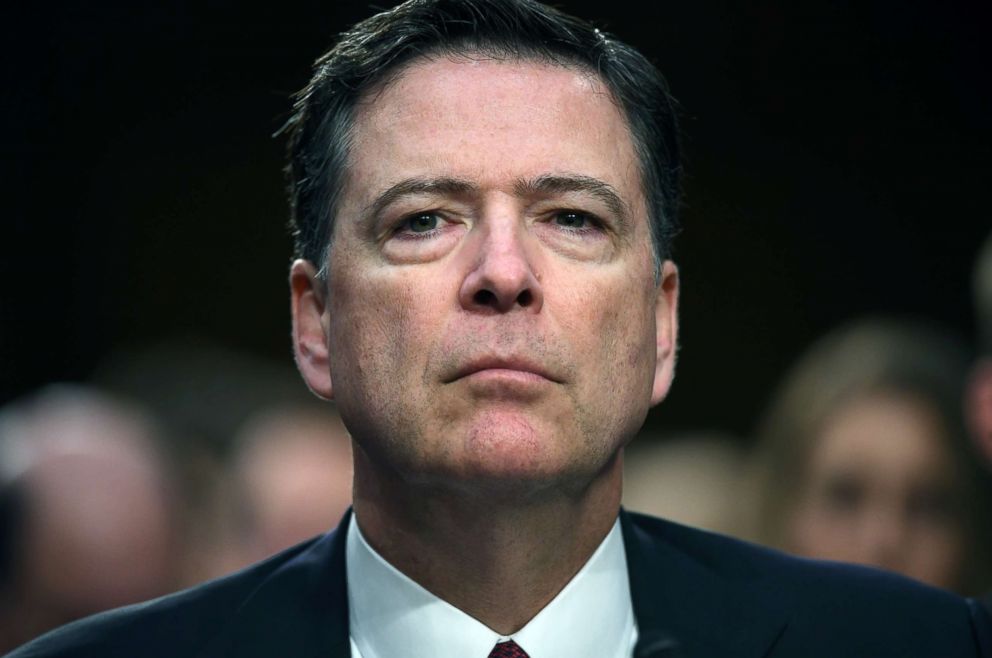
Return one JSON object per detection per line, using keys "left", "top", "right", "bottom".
{"left": 346, "top": 514, "right": 638, "bottom": 658}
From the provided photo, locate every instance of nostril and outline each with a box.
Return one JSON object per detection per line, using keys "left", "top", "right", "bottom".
{"left": 474, "top": 289, "right": 497, "bottom": 306}
{"left": 468, "top": 284, "right": 537, "bottom": 310}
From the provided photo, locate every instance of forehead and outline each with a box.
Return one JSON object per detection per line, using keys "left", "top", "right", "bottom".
{"left": 343, "top": 56, "right": 645, "bottom": 216}
{"left": 814, "top": 393, "right": 952, "bottom": 480}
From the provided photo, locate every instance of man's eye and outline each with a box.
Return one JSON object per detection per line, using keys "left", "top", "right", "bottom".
{"left": 553, "top": 211, "right": 594, "bottom": 229}
{"left": 404, "top": 213, "right": 440, "bottom": 233}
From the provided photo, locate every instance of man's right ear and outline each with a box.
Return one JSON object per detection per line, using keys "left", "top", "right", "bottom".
{"left": 290, "top": 259, "right": 334, "bottom": 400}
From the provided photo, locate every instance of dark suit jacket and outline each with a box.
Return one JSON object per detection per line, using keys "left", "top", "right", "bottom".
{"left": 8, "top": 509, "right": 992, "bottom": 657}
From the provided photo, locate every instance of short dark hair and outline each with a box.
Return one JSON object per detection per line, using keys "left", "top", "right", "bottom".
{"left": 284, "top": 0, "right": 681, "bottom": 277}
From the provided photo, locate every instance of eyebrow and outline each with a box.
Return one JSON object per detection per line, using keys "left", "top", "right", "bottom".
{"left": 365, "top": 177, "right": 478, "bottom": 220}
{"left": 514, "top": 174, "right": 630, "bottom": 227}
{"left": 364, "top": 173, "right": 630, "bottom": 227}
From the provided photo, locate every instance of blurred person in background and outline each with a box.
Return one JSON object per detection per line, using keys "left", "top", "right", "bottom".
{"left": 967, "top": 232, "right": 992, "bottom": 613}
{"left": 750, "top": 318, "right": 992, "bottom": 595}
{"left": 218, "top": 404, "right": 353, "bottom": 573}
{"left": 92, "top": 341, "right": 339, "bottom": 586}
{"left": 968, "top": 232, "right": 992, "bottom": 470}
{"left": 623, "top": 432, "right": 746, "bottom": 537}
{"left": 0, "top": 385, "right": 181, "bottom": 652}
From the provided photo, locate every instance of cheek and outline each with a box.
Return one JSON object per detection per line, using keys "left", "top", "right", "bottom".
{"left": 906, "top": 525, "right": 964, "bottom": 580}
{"left": 328, "top": 268, "right": 427, "bottom": 402}
{"left": 559, "top": 274, "right": 657, "bottom": 424}
{"left": 787, "top": 504, "right": 846, "bottom": 557}
{"left": 590, "top": 282, "right": 657, "bottom": 380}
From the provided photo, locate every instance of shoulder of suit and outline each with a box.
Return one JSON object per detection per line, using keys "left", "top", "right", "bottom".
{"left": 626, "top": 511, "right": 987, "bottom": 656}
{"left": 4, "top": 535, "right": 327, "bottom": 658}
{"left": 627, "top": 510, "right": 963, "bottom": 601}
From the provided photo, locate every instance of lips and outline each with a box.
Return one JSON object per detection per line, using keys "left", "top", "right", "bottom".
{"left": 446, "top": 357, "right": 561, "bottom": 384}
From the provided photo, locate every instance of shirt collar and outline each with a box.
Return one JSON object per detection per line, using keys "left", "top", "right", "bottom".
{"left": 346, "top": 514, "right": 637, "bottom": 658}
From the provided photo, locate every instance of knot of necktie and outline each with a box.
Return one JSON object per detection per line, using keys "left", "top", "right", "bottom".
{"left": 488, "top": 639, "right": 530, "bottom": 658}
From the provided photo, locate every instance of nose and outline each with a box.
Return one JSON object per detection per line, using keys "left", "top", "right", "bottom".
{"left": 458, "top": 220, "right": 543, "bottom": 314}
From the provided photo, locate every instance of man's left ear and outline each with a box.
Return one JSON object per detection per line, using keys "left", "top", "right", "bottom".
{"left": 650, "top": 260, "right": 680, "bottom": 406}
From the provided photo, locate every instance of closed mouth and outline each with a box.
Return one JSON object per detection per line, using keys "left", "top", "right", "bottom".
{"left": 447, "top": 357, "right": 561, "bottom": 384}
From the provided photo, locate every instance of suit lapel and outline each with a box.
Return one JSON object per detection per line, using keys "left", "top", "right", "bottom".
{"left": 202, "top": 511, "right": 353, "bottom": 658}
{"left": 197, "top": 508, "right": 790, "bottom": 657}
{"left": 622, "top": 510, "right": 790, "bottom": 658}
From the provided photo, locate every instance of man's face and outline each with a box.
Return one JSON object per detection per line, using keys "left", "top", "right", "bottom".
{"left": 293, "top": 57, "right": 678, "bottom": 494}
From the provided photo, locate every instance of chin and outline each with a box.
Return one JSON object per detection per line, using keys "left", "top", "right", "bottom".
{"left": 434, "top": 413, "right": 606, "bottom": 494}
{"left": 363, "top": 406, "right": 622, "bottom": 496}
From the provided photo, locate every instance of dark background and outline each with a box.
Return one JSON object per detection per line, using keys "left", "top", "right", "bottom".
{"left": 2, "top": 0, "right": 989, "bottom": 440}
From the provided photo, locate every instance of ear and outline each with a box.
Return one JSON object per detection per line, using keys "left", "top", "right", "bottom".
{"left": 650, "top": 260, "right": 680, "bottom": 406}
{"left": 290, "top": 259, "right": 334, "bottom": 400}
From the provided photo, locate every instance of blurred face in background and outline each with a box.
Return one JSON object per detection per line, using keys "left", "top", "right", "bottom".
{"left": 785, "top": 390, "right": 965, "bottom": 590}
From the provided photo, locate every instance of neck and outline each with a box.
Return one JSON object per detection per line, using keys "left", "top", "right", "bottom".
{"left": 351, "top": 445, "right": 624, "bottom": 635}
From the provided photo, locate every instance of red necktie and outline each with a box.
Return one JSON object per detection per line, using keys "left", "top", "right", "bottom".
{"left": 488, "top": 639, "right": 530, "bottom": 658}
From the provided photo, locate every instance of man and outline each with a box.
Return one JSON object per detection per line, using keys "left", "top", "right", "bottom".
{"left": 7, "top": 1, "right": 992, "bottom": 656}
